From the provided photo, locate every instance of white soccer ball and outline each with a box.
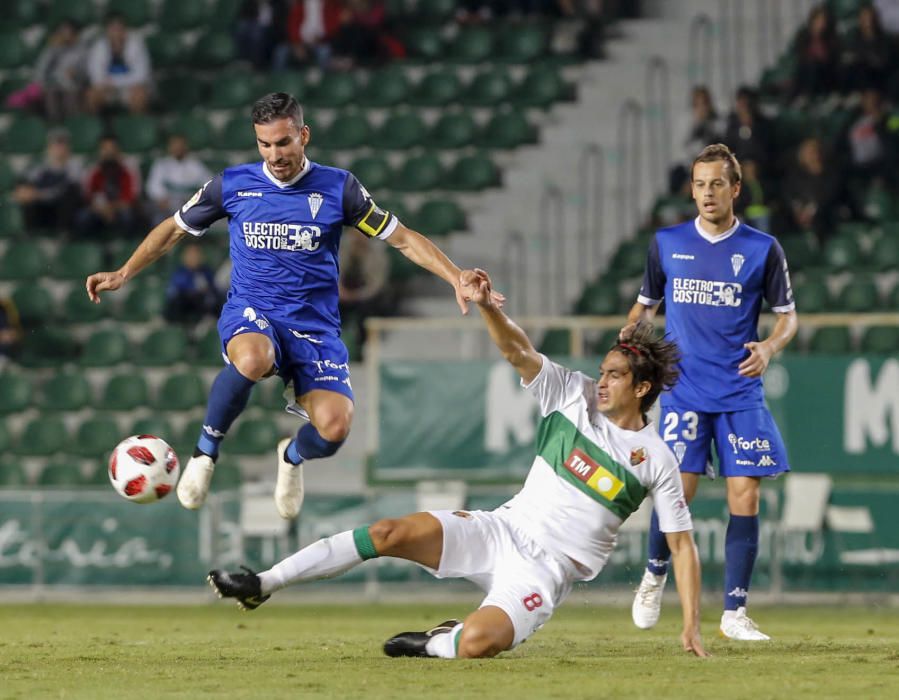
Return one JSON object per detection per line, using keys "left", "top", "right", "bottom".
{"left": 109, "top": 435, "right": 180, "bottom": 504}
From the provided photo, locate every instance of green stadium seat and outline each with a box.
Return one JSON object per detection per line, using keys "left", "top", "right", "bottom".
{"left": 158, "top": 74, "right": 211, "bottom": 112}
{"left": 448, "top": 26, "right": 495, "bottom": 64}
{"left": 220, "top": 115, "right": 254, "bottom": 151}
{"left": 0, "top": 160, "right": 15, "bottom": 193}
{"left": 15, "top": 416, "right": 68, "bottom": 456}
{"left": 0, "top": 200, "right": 24, "bottom": 238}
{"left": 209, "top": 458, "right": 243, "bottom": 490}
{"left": 19, "top": 327, "right": 79, "bottom": 368}
{"left": 195, "top": 327, "right": 225, "bottom": 367}
{"left": 319, "top": 113, "right": 373, "bottom": 150}
{"left": 808, "top": 326, "right": 852, "bottom": 354}
{"left": 0, "top": 456, "right": 27, "bottom": 487}
{"left": 497, "top": 24, "right": 548, "bottom": 63}
{"left": 156, "top": 372, "right": 206, "bottom": 411}
{"left": 11, "top": 283, "right": 54, "bottom": 327}
{"left": 778, "top": 233, "right": 819, "bottom": 272}
{"left": 539, "top": 329, "right": 572, "bottom": 355}
{"left": 136, "top": 327, "right": 188, "bottom": 366}
{"left": 394, "top": 153, "right": 445, "bottom": 191}
{"left": 0, "top": 32, "right": 29, "bottom": 69}
{"left": 348, "top": 156, "right": 393, "bottom": 191}
{"left": 792, "top": 279, "right": 830, "bottom": 314}
{"left": 415, "top": 0, "right": 456, "bottom": 22}
{"left": 63, "top": 115, "right": 104, "bottom": 155}
{"left": 889, "top": 281, "right": 899, "bottom": 310}
{"left": 411, "top": 70, "right": 462, "bottom": 106}
{"left": 159, "top": 0, "right": 210, "bottom": 30}
{"left": 256, "top": 72, "right": 308, "bottom": 100}
{"left": 377, "top": 197, "right": 411, "bottom": 224}
{"left": 113, "top": 114, "right": 159, "bottom": 154}
{"left": 447, "top": 154, "right": 500, "bottom": 190}
{"left": 574, "top": 283, "right": 619, "bottom": 315}
{"left": 228, "top": 418, "right": 280, "bottom": 455}
{"left": 404, "top": 27, "right": 444, "bottom": 62}
{"left": 609, "top": 241, "right": 649, "bottom": 280}
{"left": 860, "top": 325, "right": 899, "bottom": 354}
{"left": 47, "top": 2, "right": 96, "bottom": 27}
{"left": 102, "top": 374, "right": 151, "bottom": 411}
{"left": 41, "top": 372, "right": 92, "bottom": 412}
{"left": 0, "top": 241, "right": 48, "bottom": 280}
{"left": 166, "top": 113, "right": 213, "bottom": 151}
{"left": 2, "top": 115, "right": 47, "bottom": 155}
{"left": 513, "top": 66, "right": 569, "bottom": 108}
{"left": 377, "top": 112, "right": 428, "bottom": 150}
{"left": 462, "top": 69, "right": 514, "bottom": 107}
{"left": 837, "top": 279, "right": 880, "bottom": 312}
{"left": 209, "top": 0, "right": 243, "bottom": 29}
{"left": 177, "top": 418, "right": 204, "bottom": 455}
{"left": 308, "top": 73, "right": 358, "bottom": 109}
{"left": 64, "top": 287, "right": 107, "bottom": 324}
{"left": 868, "top": 234, "right": 899, "bottom": 273}
{"left": 81, "top": 328, "right": 129, "bottom": 367}
{"left": 107, "top": 0, "right": 153, "bottom": 26}
{"left": 72, "top": 416, "right": 120, "bottom": 458}
{"left": 146, "top": 32, "right": 187, "bottom": 70}
{"left": 592, "top": 329, "right": 623, "bottom": 355}
{"left": 208, "top": 72, "right": 256, "bottom": 109}
{"left": 388, "top": 247, "right": 424, "bottom": 282}
{"left": 0, "top": 423, "right": 10, "bottom": 455}
{"left": 37, "top": 461, "right": 83, "bottom": 487}
{"left": 52, "top": 242, "right": 104, "bottom": 281}
{"left": 119, "top": 281, "right": 166, "bottom": 322}
{"left": 0, "top": 374, "right": 32, "bottom": 414}
{"left": 358, "top": 68, "right": 411, "bottom": 108}
{"left": 413, "top": 200, "right": 466, "bottom": 237}
{"left": 823, "top": 236, "right": 863, "bottom": 272}
{"left": 0, "top": 0, "right": 40, "bottom": 30}
{"left": 428, "top": 112, "right": 478, "bottom": 149}
{"left": 477, "top": 110, "right": 537, "bottom": 149}
{"left": 130, "top": 416, "right": 174, "bottom": 441}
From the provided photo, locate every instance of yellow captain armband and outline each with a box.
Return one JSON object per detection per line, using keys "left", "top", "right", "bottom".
{"left": 355, "top": 201, "right": 391, "bottom": 238}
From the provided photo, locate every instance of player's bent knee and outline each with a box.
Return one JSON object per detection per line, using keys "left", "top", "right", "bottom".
{"left": 368, "top": 518, "right": 410, "bottom": 555}
{"left": 314, "top": 413, "right": 352, "bottom": 443}
{"left": 230, "top": 352, "right": 274, "bottom": 382}
{"left": 457, "top": 623, "right": 506, "bottom": 659}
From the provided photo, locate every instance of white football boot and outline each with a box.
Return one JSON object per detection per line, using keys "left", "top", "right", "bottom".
{"left": 632, "top": 570, "right": 667, "bottom": 629}
{"left": 719, "top": 607, "right": 771, "bottom": 641}
{"left": 176, "top": 454, "right": 215, "bottom": 509}
{"left": 274, "top": 437, "right": 305, "bottom": 519}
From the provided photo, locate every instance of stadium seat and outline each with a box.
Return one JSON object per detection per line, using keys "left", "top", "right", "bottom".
{"left": 319, "top": 113, "right": 373, "bottom": 150}
{"left": 113, "top": 114, "right": 160, "bottom": 154}
{"left": 136, "top": 327, "right": 188, "bottom": 366}
{"left": 477, "top": 110, "right": 537, "bottom": 149}
{"left": 72, "top": 416, "right": 121, "bottom": 458}
{"left": 131, "top": 416, "right": 174, "bottom": 441}
{"left": 448, "top": 26, "right": 495, "bottom": 64}
{"left": 257, "top": 72, "right": 308, "bottom": 100}
{"left": 823, "top": 236, "right": 863, "bottom": 272}
{"left": 14, "top": 416, "right": 68, "bottom": 456}
{"left": 868, "top": 234, "right": 899, "bottom": 273}
{"left": 156, "top": 372, "right": 206, "bottom": 411}
{"left": 591, "top": 329, "right": 623, "bottom": 355}
{"left": 52, "top": 242, "right": 104, "bottom": 281}
{"left": 574, "top": 283, "right": 619, "bottom": 315}
{"left": 860, "top": 325, "right": 899, "bottom": 354}
{"left": 427, "top": 112, "right": 478, "bottom": 149}
{"left": 497, "top": 24, "right": 548, "bottom": 63}
{"left": 0, "top": 160, "right": 14, "bottom": 193}
{"left": 47, "top": 2, "right": 95, "bottom": 27}
{"left": 0, "top": 0, "right": 40, "bottom": 31}
{"left": 889, "top": 281, "right": 899, "bottom": 310}
{"left": 792, "top": 279, "right": 830, "bottom": 314}
{"left": 348, "top": 156, "right": 393, "bottom": 191}
{"left": 102, "top": 374, "right": 151, "bottom": 411}
{"left": 61, "top": 115, "right": 103, "bottom": 155}
{"left": 413, "top": 200, "right": 466, "bottom": 237}
{"left": 415, "top": 0, "right": 456, "bottom": 22}
{"left": 146, "top": 32, "right": 186, "bottom": 70}
{"left": 209, "top": 458, "right": 242, "bottom": 490}
{"left": 228, "top": 418, "right": 280, "bottom": 454}
{"left": 394, "top": 153, "right": 445, "bottom": 191}
{"left": 447, "top": 154, "right": 500, "bottom": 190}
{"left": 808, "top": 326, "right": 852, "bottom": 354}
{"left": 308, "top": 73, "right": 358, "bottom": 108}
{"left": 0, "top": 200, "right": 24, "bottom": 238}
{"left": 41, "top": 372, "right": 92, "bottom": 412}
{"left": 0, "top": 374, "right": 32, "bottom": 414}
{"left": 462, "top": 69, "right": 514, "bottom": 107}
{"left": 159, "top": 0, "right": 210, "bottom": 30}
{"left": 37, "top": 461, "right": 83, "bottom": 487}
{"left": 358, "top": 67, "right": 411, "bottom": 108}
{"left": 11, "top": 283, "right": 54, "bottom": 327}
{"left": 166, "top": 113, "right": 213, "bottom": 151}
{"left": 208, "top": 72, "right": 256, "bottom": 109}
{"left": 0, "top": 32, "right": 29, "bottom": 69}
{"left": 404, "top": 27, "right": 444, "bottom": 62}
{"left": 377, "top": 112, "right": 429, "bottom": 150}
{"left": 195, "top": 327, "right": 225, "bottom": 367}
{"left": 778, "top": 233, "right": 819, "bottom": 272}
{"left": 64, "top": 287, "right": 107, "bottom": 323}
{"left": 513, "top": 66, "right": 569, "bottom": 109}
{"left": 377, "top": 197, "right": 411, "bottom": 224}
{"left": 107, "top": 0, "right": 153, "bottom": 26}
{"left": 81, "top": 328, "right": 130, "bottom": 367}
{"left": 539, "top": 329, "right": 572, "bottom": 355}
{"left": 209, "top": 0, "right": 243, "bottom": 28}
{"left": 608, "top": 240, "right": 650, "bottom": 280}
{"left": 0, "top": 456, "right": 27, "bottom": 487}
{"left": 19, "top": 327, "right": 79, "bottom": 368}
{"left": 119, "top": 281, "right": 166, "bottom": 322}
{"left": 837, "top": 279, "right": 880, "bottom": 312}
{"left": 0, "top": 241, "right": 48, "bottom": 280}
{"left": 220, "top": 115, "right": 254, "bottom": 152}
{"left": 2, "top": 115, "right": 47, "bottom": 155}
{"left": 411, "top": 70, "right": 462, "bottom": 106}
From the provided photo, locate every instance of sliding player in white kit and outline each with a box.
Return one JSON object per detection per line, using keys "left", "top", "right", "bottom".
{"left": 208, "top": 269, "right": 708, "bottom": 659}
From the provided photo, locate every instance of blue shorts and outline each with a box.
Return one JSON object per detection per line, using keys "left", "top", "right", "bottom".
{"left": 659, "top": 402, "right": 789, "bottom": 479}
{"left": 217, "top": 298, "right": 354, "bottom": 403}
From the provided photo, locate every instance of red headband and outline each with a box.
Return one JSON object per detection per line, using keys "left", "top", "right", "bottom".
{"left": 617, "top": 343, "right": 642, "bottom": 357}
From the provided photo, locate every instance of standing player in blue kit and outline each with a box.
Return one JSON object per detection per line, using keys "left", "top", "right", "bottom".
{"left": 625, "top": 144, "right": 798, "bottom": 641}
{"left": 86, "top": 93, "right": 497, "bottom": 519}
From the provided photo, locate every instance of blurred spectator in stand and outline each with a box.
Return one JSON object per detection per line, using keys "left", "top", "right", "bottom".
{"left": 669, "top": 85, "right": 724, "bottom": 193}
{"left": 781, "top": 136, "right": 840, "bottom": 242}
{"left": 873, "top": 0, "right": 899, "bottom": 35}
{"left": 724, "top": 86, "right": 773, "bottom": 177}
{"left": 842, "top": 4, "right": 893, "bottom": 93}
{"left": 338, "top": 230, "right": 391, "bottom": 351}
{"left": 74, "top": 135, "right": 142, "bottom": 237}
{"left": 12, "top": 129, "right": 83, "bottom": 234}
{"left": 734, "top": 160, "right": 771, "bottom": 231}
{"left": 330, "top": 1, "right": 390, "bottom": 68}
{"left": 848, "top": 87, "right": 889, "bottom": 180}
{"left": 556, "top": 0, "right": 610, "bottom": 59}
{"left": 34, "top": 18, "right": 87, "bottom": 121}
{"left": 146, "top": 134, "right": 212, "bottom": 226}
{"left": 235, "top": 0, "right": 288, "bottom": 70}
{"left": 273, "top": 0, "right": 343, "bottom": 70}
{"left": 86, "top": 12, "right": 151, "bottom": 114}
{"left": 792, "top": 4, "right": 840, "bottom": 100}
{"left": 0, "top": 297, "right": 23, "bottom": 370}
{"left": 164, "top": 243, "right": 222, "bottom": 324}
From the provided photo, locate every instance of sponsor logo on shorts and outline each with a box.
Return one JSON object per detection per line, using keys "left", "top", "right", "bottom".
{"left": 312, "top": 359, "right": 349, "bottom": 373}
{"left": 728, "top": 433, "right": 771, "bottom": 453}
{"left": 563, "top": 449, "right": 624, "bottom": 500}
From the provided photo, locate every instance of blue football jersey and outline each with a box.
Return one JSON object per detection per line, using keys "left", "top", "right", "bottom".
{"left": 174, "top": 160, "right": 398, "bottom": 335}
{"left": 637, "top": 217, "right": 795, "bottom": 412}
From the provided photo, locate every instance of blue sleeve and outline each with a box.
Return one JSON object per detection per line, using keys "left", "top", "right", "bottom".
{"left": 637, "top": 235, "right": 666, "bottom": 305}
{"left": 342, "top": 172, "right": 398, "bottom": 239}
{"left": 764, "top": 240, "right": 795, "bottom": 312}
{"left": 174, "top": 174, "right": 225, "bottom": 236}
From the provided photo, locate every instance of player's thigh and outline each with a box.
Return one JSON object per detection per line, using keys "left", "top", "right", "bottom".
{"left": 218, "top": 300, "right": 280, "bottom": 377}
{"left": 712, "top": 407, "right": 790, "bottom": 480}
{"left": 427, "top": 510, "right": 502, "bottom": 584}
{"left": 659, "top": 403, "right": 715, "bottom": 476}
{"left": 368, "top": 512, "right": 444, "bottom": 570}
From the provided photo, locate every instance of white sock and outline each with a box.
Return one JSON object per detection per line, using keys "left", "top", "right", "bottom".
{"left": 258, "top": 530, "right": 362, "bottom": 595}
{"left": 425, "top": 623, "right": 463, "bottom": 658}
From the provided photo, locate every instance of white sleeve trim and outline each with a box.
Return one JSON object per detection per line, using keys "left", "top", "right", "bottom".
{"left": 637, "top": 294, "right": 662, "bottom": 307}
{"left": 519, "top": 353, "right": 549, "bottom": 390}
{"left": 174, "top": 210, "right": 207, "bottom": 237}
{"left": 772, "top": 302, "right": 796, "bottom": 313}
{"left": 376, "top": 214, "right": 399, "bottom": 240}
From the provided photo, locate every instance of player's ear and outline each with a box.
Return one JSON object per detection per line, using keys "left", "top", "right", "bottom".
{"left": 300, "top": 124, "right": 310, "bottom": 146}
{"left": 634, "top": 381, "right": 651, "bottom": 399}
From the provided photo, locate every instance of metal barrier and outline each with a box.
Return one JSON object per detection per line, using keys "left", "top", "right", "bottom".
{"left": 616, "top": 99, "right": 643, "bottom": 236}
{"left": 645, "top": 56, "right": 672, "bottom": 194}
{"left": 688, "top": 13, "right": 714, "bottom": 90}
{"left": 539, "top": 183, "right": 566, "bottom": 313}
{"left": 576, "top": 143, "right": 605, "bottom": 280}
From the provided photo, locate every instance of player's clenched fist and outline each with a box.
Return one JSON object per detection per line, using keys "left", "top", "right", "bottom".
{"left": 85, "top": 270, "right": 127, "bottom": 303}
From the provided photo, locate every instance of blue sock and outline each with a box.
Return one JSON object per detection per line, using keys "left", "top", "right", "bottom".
{"left": 285, "top": 422, "right": 345, "bottom": 465}
{"left": 724, "top": 514, "right": 759, "bottom": 611}
{"left": 646, "top": 509, "right": 671, "bottom": 576}
{"left": 196, "top": 363, "right": 255, "bottom": 459}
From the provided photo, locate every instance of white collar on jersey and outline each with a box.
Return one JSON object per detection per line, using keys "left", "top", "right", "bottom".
{"left": 262, "top": 157, "right": 311, "bottom": 188}
{"left": 693, "top": 215, "right": 740, "bottom": 244}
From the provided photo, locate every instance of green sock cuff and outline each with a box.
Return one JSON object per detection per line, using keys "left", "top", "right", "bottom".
{"left": 453, "top": 626, "right": 463, "bottom": 656}
{"left": 352, "top": 526, "right": 379, "bottom": 560}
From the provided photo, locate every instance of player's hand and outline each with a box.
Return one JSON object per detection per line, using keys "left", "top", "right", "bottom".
{"left": 681, "top": 629, "right": 710, "bottom": 657}
{"left": 86, "top": 270, "right": 126, "bottom": 304}
{"left": 738, "top": 340, "right": 773, "bottom": 377}
{"left": 618, "top": 322, "right": 637, "bottom": 342}
{"left": 456, "top": 268, "right": 504, "bottom": 314}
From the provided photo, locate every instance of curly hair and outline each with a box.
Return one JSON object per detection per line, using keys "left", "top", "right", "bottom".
{"left": 608, "top": 321, "right": 681, "bottom": 414}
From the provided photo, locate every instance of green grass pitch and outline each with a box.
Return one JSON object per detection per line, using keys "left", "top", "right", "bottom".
{"left": 1, "top": 603, "right": 897, "bottom": 699}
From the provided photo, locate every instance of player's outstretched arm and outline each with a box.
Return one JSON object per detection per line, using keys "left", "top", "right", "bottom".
{"left": 465, "top": 268, "right": 542, "bottom": 384}
{"left": 85, "top": 216, "right": 187, "bottom": 303}
{"left": 739, "top": 309, "right": 798, "bottom": 377}
{"left": 666, "top": 530, "right": 710, "bottom": 658}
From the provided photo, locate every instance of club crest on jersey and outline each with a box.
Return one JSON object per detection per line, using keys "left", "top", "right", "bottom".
{"left": 630, "top": 447, "right": 647, "bottom": 466}
{"left": 731, "top": 253, "right": 745, "bottom": 276}
{"left": 308, "top": 192, "right": 323, "bottom": 219}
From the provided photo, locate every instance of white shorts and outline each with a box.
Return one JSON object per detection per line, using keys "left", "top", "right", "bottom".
{"left": 429, "top": 509, "right": 579, "bottom": 647}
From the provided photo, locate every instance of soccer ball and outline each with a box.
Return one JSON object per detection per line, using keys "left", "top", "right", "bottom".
{"left": 109, "top": 435, "right": 180, "bottom": 504}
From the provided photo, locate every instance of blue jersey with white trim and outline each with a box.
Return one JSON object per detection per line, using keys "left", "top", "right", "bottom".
{"left": 174, "top": 159, "right": 397, "bottom": 335}
{"left": 637, "top": 218, "right": 795, "bottom": 412}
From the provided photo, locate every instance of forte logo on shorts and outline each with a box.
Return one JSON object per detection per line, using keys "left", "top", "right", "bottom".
{"left": 671, "top": 277, "right": 742, "bottom": 307}
{"left": 728, "top": 433, "right": 771, "bottom": 453}
{"left": 242, "top": 221, "right": 322, "bottom": 252}
{"left": 563, "top": 449, "right": 624, "bottom": 500}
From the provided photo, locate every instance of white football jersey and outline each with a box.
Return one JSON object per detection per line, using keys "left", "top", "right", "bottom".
{"left": 502, "top": 355, "right": 692, "bottom": 580}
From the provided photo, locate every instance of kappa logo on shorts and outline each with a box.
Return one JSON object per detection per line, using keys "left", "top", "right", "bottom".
{"left": 564, "top": 449, "right": 624, "bottom": 500}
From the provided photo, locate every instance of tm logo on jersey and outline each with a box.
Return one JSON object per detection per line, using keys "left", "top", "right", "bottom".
{"left": 242, "top": 222, "right": 322, "bottom": 252}
{"left": 671, "top": 278, "right": 742, "bottom": 307}
{"left": 564, "top": 449, "right": 624, "bottom": 500}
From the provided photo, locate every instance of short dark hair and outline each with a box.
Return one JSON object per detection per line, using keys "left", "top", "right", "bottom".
{"left": 251, "top": 93, "right": 304, "bottom": 128}
{"left": 611, "top": 321, "right": 681, "bottom": 414}
{"left": 691, "top": 143, "right": 742, "bottom": 185}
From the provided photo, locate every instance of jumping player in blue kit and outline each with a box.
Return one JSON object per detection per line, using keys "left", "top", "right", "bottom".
{"left": 86, "top": 93, "right": 500, "bottom": 519}
{"left": 624, "top": 144, "right": 798, "bottom": 641}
